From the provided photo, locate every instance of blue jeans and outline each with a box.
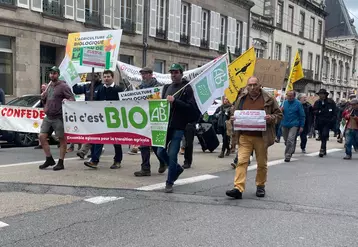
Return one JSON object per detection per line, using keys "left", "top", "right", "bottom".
{"left": 157, "top": 130, "right": 184, "bottom": 185}
{"left": 345, "top": 129, "right": 358, "bottom": 156}
{"left": 91, "top": 144, "right": 122, "bottom": 163}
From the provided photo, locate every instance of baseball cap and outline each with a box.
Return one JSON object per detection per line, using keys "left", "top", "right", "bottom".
{"left": 351, "top": 98, "right": 358, "bottom": 104}
{"left": 139, "top": 67, "right": 153, "bottom": 73}
{"left": 169, "top": 63, "right": 184, "bottom": 72}
{"left": 49, "top": 66, "right": 60, "bottom": 74}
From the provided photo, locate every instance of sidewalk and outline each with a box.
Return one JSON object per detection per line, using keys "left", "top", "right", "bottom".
{"left": 0, "top": 138, "right": 344, "bottom": 190}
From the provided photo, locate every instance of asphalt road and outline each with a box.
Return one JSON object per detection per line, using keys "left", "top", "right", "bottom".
{"left": 0, "top": 149, "right": 357, "bottom": 247}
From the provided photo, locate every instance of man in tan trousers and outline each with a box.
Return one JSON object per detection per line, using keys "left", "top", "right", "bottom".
{"left": 226, "top": 76, "right": 282, "bottom": 199}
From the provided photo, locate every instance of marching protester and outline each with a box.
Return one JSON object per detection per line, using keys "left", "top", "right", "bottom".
{"left": 39, "top": 66, "right": 74, "bottom": 171}
{"left": 226, "top": 76, "right": 282, "bottom": 199}
{"left": 72, "top": 72, "right": 103, "bottom": 159}
{"left": 298, "top": 93, "right": 313, "bottom": 153}
{"left": 214, "top": 96, "right": 232, "bottom": 158}
{"left": 182, "top": 122, "right": 197, "bottom": 169}
{"left": 133, "top": 67, "right": 167, "bottom": 176}
{"left": 336, "top": 99, "right": 348, "bottom": 143}
{"left": 84, "top": 70, "right": 125, "bottom": 169}
{"left": 342, "top": 99, "right": 358, "bottom": 160}
{"left": 157, "top": 63, "right": 199, "bottom": 193}
{"left": 280, "top": 90, "right": 305, "bottom": 162}
{"left": 313, "top": 89, "right": 337, "bottom": 157}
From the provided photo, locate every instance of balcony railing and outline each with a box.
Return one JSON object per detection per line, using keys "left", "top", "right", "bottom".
{"left": 0, "top": 0, "right": 15, "bottom": 6}
{"left": 121, "top": 19, "right": 135, "bottom": 34}
{"left": 156, "top": 28, "right": 166, "bottom": 39}
{"left": 235, "top": 47, "right": 242, "bottom": 56}
{"left": 219, "top": 43, "right": 227, "bottom": 52}
{"left": 85, "top": 11, "right": 100, "bottom": 26}
{"left": 200, "top": 39, "right": 209, "bottom": 49}
{"left": 43, "top": 0, "right": 63, "bottom": 17}
{"left": 180, "top": 34, "right": 189, "bottom": 44}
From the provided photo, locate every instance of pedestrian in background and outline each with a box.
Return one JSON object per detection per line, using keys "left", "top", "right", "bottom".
{"left": 298, "top": 93, "right": 313, "bottom": 153}
{"left": 281, "top": 91, "right": 305, "bottom": 162}
{"left": 214, "top": 96, "right": 232, "bottom": 158}
{"left": 342, "top": 99, "right": 358, "bottom": 160}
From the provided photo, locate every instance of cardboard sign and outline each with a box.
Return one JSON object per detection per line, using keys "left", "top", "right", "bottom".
{"left": 254, "top": 59, "right": 288, "bottom": 90}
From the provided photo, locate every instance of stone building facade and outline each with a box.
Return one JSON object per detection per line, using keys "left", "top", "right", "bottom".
{"left": 0, "top": 0, "right": 253, "bottom": 99}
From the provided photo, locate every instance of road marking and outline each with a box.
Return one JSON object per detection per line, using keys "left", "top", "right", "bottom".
{"left": 304, "top": 148, "right": 342, "bottom": 157}
{"left": 136, "top": 174, "right": 219, "bottom": 191}
{"left": 247, "top": 158, "right": 298, "bottom": 171}
{"left": 0, "top": 155, "right": 113, "bottom": 169}
{"left": 0, "top": 221, "right": 9, "bottom": 228}
{"left": 84, "top": 196, "right": 124, "bottom": 204}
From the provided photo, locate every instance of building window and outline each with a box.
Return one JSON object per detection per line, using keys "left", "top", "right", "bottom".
{"left": 256, "top": 49, "right": 264, "bottom": 58}
{"left": 298, "top": 49, "right": 303, "bottom": 63}
{"left": 0, "top": 36, "right": 12, "bottom": 95}
{"left": 345, "top": 62, "right": 349, "bottom": 81}
{"left": 288, "top": 6, "right": 294, "bottom": 32}
{"left": 235, "top": 21, "right": 242, "bottom": 49}
{"left": 338, "top": 61, "right": 343, "bottom": 80}
{"left": 317, "top": 21, "right": 322, "bottom": 43}
{"left": 307, "top": 53, "right": 313, "bottom": 70}
{"left": 309, "top": 17, "right": 315, "bottom": 40}
{"left": 285, "top": 46, "right": 292, "bottom": 63}
{"left": 119, "top": 55, "right": 134, "bottom": 65}
{"left": 156, "top": 0, "right": 166, "bottom": 31}
{"left": 277, "top": 1, "right": 283, "bottom": 27}
{"left": 322, "top": 57, "right": 327, "bottom": 78}
{"left": 121, "top": 0, "right": 133, "bottom": 22}
{"left": 85, "top": 0, "right": 99, "bottom": 14}
{"left": 299, "top": 12, "right": 305, "bottom": 36}
{"left": 220, "top": 16, "right": 227, "bottom": 45}
{"left": 331, "top": 59, "right": 337, "bottom": 78}
{"left": 180, "top": 2, "right": 189, "bottom": 36}
{"left": 315, "top": 55, "right": 320, "bottom": 79}
{"left": 201, "top": 10, "right": 209, "bottom": 41}
{"left": 274, "top": 43, "right": 282, "bottom": 60}
{"left": 154, "top": 59, "right": 165, "bottom": 73}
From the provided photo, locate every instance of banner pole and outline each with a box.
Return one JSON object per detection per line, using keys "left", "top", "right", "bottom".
{"left": 90, "top": 67, "right": 95, "bottom": 101}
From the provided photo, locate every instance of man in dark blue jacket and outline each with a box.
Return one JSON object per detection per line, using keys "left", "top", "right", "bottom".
{"left": 157, "top": 64, "right": 200, "bottom": 193}
{"left": 281, "top": 90, "right": 305, "bottom": 162}
{"left": 72, "top": 73, "right": 103, "bottom": 159}
{"left": 84, "top": 70, "right": 125, "bottom": 169}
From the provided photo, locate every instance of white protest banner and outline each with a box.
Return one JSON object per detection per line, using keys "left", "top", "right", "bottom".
{"left": 66, "top": 30, "right": 122, "bottom": 73}
{"left": 233, "top": 110, "right": 266, "bottom": 131}
{"left": 339, "top": 119, "right": 347, "bottom": 134}
{"left": 80, "top": 47, "right": 107, "bottom": 68}
{"left": 117, "top": 55, "right": 223, "bottom": 88}
{"left": 0, "top": 106, "right": 45, "bottom": 133}
{"left": 63, "top": 100, "right": 170, "bottom": 147}
{"left": 191, "top": 54, "right": 229, "bottom": 114}
{"left": 118, "top": 87, "right": 163, "bottom": 101}
{"left": 59, "top": 55, "right": 81, "bottom": 88}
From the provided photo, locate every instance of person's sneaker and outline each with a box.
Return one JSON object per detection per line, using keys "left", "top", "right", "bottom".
{"left": 337, "top": 138, "right": 343, "bottom": 143}
{"left": 110, "top": 162, "right": 121, "bottom": 169}
{"left": 165, "top": 184, "right": 173, "bottom": 193}
{"left": 128, "top": 147, "right": 138, "bottom": 155}
{"left": 34, "top": 145, "right": 42, "bottom": 149}
{"left": 53, "top": 159, "right": 64, "bottom": 171}
{"left": 134, "top": 170, "right": 151, "bottom": 177}
{"left": 284, "top": 157, "right": 290, "bottom": 162}
{"left": 182, "top": 162, "right": 191, "bottom": 169}
{"left": 218, "top": 152, "right": 224, "bottom": 158}
{"left": 158, "top": 164, "right": 167, "bottom": 174}
{"left": 84, "top": 161, "right": 98, "bottom": 169}
{"left": 225, "top": 150, "right": 230, "bottom": 156}
{"left": 226, "top": 188, "right": 242, "bottom": 199}
{"left": 87, "top": 154, "right": 92, "bottom": 158}
{"left": 174, "top": 167, "right": 184, "bottom": 181}
{"left": 319, "top": 149, "right": 325, "bottom": 157}
{"left": 66, "top": 147, "right": 74, "bottom": 153}
{"left": 302, "top": 149, "right": 306, "bottom": 153}
{"left": 39, "top": 156, "right": 56, "bottom": 169}
{"left": 343, "top": 155, "right": 352, "bottom": 160}
{"left": 316, "top": 137, "right": 321, "bottom": 141}
{"left": 256, "top": 186, "right": 266, "bottom": 197}
{"left": 180, "top": 147, "right": 185, "bottom": 155}
{"left": 230, "top": 162, "right": 236, "bottom": 169}
{"left": 77, "top": 152, "right": 85, "bottom": 159}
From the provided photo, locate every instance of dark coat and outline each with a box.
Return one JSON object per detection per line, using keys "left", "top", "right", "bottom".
{"left": 313, "top": 98, "right": 337, "bottom": 129}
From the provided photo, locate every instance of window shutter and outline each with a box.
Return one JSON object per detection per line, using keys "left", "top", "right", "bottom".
{"left": 17, "top": 0, "right": 29, "bottom": 8}
{"left": 215, "top": 12, "right": 220, "bottom": 50}
{"left": 227, "top": 17, "right": 233, "bottom": 52}
{"left": 242, "top": 21, "right": 247, "bottom": 52}
{"left": 231, "top": 18, "right": 237, "bottom": 52}
{"left": 195, "top": 6, "right": 202, "bottom": 46}
{"left": 149, "top": 0, "right": 157, "bottom": 37}
{"left": 76, "top": 0, "right": 85, "bottom": 23}
{"left": 31, "top": 0, "right": 43, "bottom": 12}
{"left": 190, "top": 4, "right": 197, "bottom": 45}
{"left": 113, "top": 0, "right": 121, "bottom": 29}
{"left": 136, "top": 0, "right": 144, "bottom": 34}
{"left": 209, "top": 11, "right": 215, "bottom": 49}
{"left": 174, "top": 0, "right": 181, "bottom": 42}
{"left": 168, "top": 0, "right": 175, "bottom": 41}
{"left": 103, "top": 0, "right": 112, "bottom": 28}
{"left": 64, "top": 0, "right": 75, "bottom": 20}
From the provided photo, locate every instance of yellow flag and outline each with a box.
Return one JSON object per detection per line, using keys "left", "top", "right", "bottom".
{"left": 286, "top": 51, "right": 304, "bottom": 91}
{"left": 225, "top": 47, "right": 256, "bottom": 103}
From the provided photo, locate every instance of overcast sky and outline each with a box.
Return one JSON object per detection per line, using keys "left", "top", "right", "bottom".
{"left": 345, "top": 0, "right": 358, "bottom": 31}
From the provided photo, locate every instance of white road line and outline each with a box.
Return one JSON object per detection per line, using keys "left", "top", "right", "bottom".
{"left": 84, "top": 196, "right": 124, "bottom": 204}
{"left": 0, "top": 221, "right": 9, "bottom": 228}
{"left": 247, "top": 158, "right": 298, "bottom": 171}
{"left": 136, "top": 174, "right": 219, "bottom": 191}
{"left": 304, "top": 148, "right": 342, "bottom": 157}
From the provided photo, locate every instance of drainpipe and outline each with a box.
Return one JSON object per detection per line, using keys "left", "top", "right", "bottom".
{"left": 142, "top": 0, "right": 149, "bottom": 67}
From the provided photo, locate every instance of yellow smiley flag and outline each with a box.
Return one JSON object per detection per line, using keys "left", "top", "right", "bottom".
{"left": 224, "top": 47, "right": 256, "bottom": 103}
{"left": 286, "top": 51, "right": 304, "bottom": 91}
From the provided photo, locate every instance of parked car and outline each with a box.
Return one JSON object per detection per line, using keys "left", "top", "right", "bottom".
{"left": 0, "top": 94, "right": 42, "bottom": 147}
